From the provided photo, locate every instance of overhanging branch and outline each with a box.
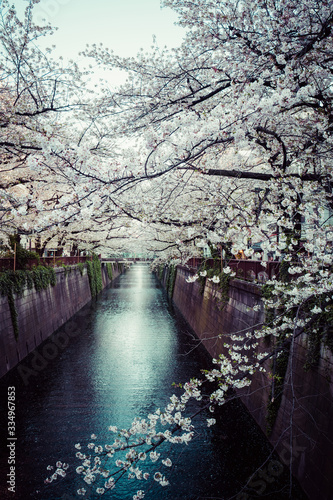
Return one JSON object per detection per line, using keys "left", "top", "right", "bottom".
{"left": 205, "top": 169, "right": 322, "bottom": 182}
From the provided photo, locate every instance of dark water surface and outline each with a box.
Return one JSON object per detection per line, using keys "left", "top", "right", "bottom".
{"left": 0, "top": 264, "right": 307, "bottom": 499}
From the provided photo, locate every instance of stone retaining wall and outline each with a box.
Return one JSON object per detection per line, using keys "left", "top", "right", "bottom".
{"left": 0, "top": 262, "right": 122, "bottom": 379}
{"left": 165, "top": 264, "right": 333, "bottom": 500}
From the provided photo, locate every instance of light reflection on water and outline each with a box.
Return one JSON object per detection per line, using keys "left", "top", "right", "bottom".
{"left": 0, "top": 264, "right": 307, "bottom": 500}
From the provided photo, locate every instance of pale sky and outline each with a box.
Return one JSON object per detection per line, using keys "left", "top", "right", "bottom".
{"left": 27, "top": 0, "right": 185, "bottom": 57}
{"left": 13, "top": 0, "right": 186, "bottom": 87}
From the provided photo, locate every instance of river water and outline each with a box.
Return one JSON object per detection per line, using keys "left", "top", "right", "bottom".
{"left": 0, "top": 264, "right": 307, "bottom": 499}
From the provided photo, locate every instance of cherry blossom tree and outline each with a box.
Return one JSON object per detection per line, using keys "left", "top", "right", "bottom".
{"left": 0, "top": 0, "right": 142, "bottom": 249}
{"left": 53, "top": 0, "right": 332, "bottom": 497}
{"left": 0, "top": 0, "right": 86, "bottom": 238}
{"left": 80, "top": 0, "right": 332, "bottom": 257}
{"left": 1, "top": 0, "right": 333, "bottom": 498}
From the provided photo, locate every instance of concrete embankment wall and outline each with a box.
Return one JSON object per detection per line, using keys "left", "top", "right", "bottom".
{"left": 0, "top": 262, "right": 122, "bottom": 379}
{"left": 162, "top": 264, "right": 333, "bottom": 500}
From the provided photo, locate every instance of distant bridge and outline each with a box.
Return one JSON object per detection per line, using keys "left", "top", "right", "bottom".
{"left": 101, "top": 258, "right": 152, "bottom": 264}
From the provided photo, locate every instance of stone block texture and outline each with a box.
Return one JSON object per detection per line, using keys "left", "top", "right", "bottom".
{"left": 169, "top": 265, "right": 333, "bottom": 500}
{"left": 0, "top": 262, "right": 121, "bottom": 378}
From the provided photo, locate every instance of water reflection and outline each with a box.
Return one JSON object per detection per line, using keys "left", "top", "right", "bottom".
{"left": 0, "top": 264, "right": 307, "bottom": 500}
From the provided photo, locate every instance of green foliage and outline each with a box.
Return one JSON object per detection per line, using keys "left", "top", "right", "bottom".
{"left": 263, "top": 279, "right": 333, "bottom": 431}
{"left": 260, "top": 284, "right": 291, "bottom": 434}
{"left": 294, "top": 292, "right": 333, "bottom": 368}
{"left": 58, "top": 263, "right": 72, "bottom": 276}
{"left": 302, "top": 300, "right": 333, "bottom": 369}
{"left": 198, "top": 273, "right": 206, "bottom": 295}
{"left": 266, "top": 343, "right": 291, "bottom": 435}
{"left": 0, "top": 266, "right": 57, "bottom": 340}
{"left": 0, "top": 270, "right": 25, "bottom": 296}
{"left": 211, "top": 270, "right": 231, "bottom": 309}
{"left": 261, "top": 283, "right": 276, "bottom": 330}
{"left": 303, "top": 329, "right": 322, "bottom": 371}
{"left": 7, "top": 289, "right": 19, "bottom": 340}
{"left": 323, "top": 305, "right": 333, "bottom": 353}
{"left": 9, "top": 234, "right": 40, "bottom": 270}
{"left": 197, "top": 259, "right": 231, "bottom": 310}
{"left": 158, "top": 265, "right": 164, "bottom": 282}
{"left": 106, "top": 263, "right": 113, "bottom": 280}
{"left": 0, "top": 267, "right": 56, "bottom": 297}
{"left": 261, "top": 284, "right": 275, "bottom": 300}
{"left": 166, "top": 264, "right": 177, "bottom": 298}
{"left": 77, "top": 262, "right": 85, "bottom": 276}
{"left": 87, "top": 254, "right": 103, "bottom": 298}
{"left": 198, "top": 259, "right": 219, "bottom": 292}
{"left": 279, "top": 260, "right": 291, "bottom": 282}
{"left": 31, "top": 266, "right": 56, "bottom": 291}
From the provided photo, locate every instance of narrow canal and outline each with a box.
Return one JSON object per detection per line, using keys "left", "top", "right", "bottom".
{"left": 0, "top": 264, "right": 306, "bottom": 499}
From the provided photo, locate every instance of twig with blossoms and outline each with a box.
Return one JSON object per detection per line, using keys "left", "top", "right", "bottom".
{"left": 44, "top": 242, "right": 333, "bottom": 499}
{"left": 44, "top": 370, "right": 251, "bottom": 498}
{"left": 44, "top": 378, "right": 210, "bottom": 497}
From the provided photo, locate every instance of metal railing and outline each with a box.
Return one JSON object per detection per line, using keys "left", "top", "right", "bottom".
{"left": 0, "top": 256, "right": 89, "bottom": 271}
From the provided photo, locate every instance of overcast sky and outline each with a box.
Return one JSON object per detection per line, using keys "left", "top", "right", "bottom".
{"left": 14, "top": 0, "right": 185, "bottom": 87}
{"left": 29, "top": 0, "right": 185, "bottom": 56}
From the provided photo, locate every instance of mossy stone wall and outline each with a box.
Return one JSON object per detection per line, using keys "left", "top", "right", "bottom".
{"left": 166, "top": 264, "right": 333, "bottom": 500}
{"left": 0, "top": 262, "right": 122, "bottom": 378}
